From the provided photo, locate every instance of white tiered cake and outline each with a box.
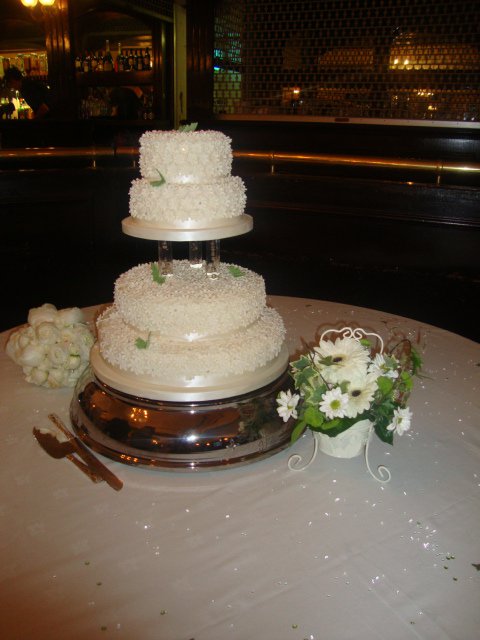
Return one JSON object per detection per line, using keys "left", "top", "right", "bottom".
{"left": 130, "top": 130, "right": 247, "bottom": 224}
{"left": 122, "top": 129, "right": 252, "bottom": 240}
{"left": 71, "top": 129, "right": 293, "bottom": 469}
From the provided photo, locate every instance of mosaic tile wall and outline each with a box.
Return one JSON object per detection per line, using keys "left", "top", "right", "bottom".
{"left": 214, "top": 0, "right": 479, "bottom": 122}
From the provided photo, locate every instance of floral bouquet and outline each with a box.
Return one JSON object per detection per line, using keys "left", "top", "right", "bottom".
{"left": 6, "top": 303, "right": 94, "bottom": 389}
{"left": 277, "top": 327, "right": 422, "bottom": 455}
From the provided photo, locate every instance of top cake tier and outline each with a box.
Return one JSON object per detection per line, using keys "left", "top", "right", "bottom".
{"left": 139, "top": 129, "right": 233, "bottom": 184}
{"left": 123, "top": 128, "right": 252, "bottom": 241}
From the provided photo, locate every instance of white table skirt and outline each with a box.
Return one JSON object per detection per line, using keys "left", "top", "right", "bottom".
{"left": 1, "top": 296, "right": 479, "bottom": 640}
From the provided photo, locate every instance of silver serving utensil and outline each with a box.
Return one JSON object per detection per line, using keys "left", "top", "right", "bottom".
{"left": 33, "top": 427, "right": 103, "bottom": 484}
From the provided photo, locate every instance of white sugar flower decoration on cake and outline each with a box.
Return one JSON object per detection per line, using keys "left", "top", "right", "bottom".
{"left": 276, "top": 389, "right": 300, "bottom": 422}
{"left": 313, "top": 336, "right": 370, "bottom": 384}
{"left": 387, "top": 407, "right": 413, "bottom": 435}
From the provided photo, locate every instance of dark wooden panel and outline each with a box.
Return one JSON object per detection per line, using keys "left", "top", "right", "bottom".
{"left": 0, "top": 166, "right": 153, "bottom": 332}
{"left": 1, "top": 156, "right": 478, "bottom": 341}
{"left": 209, "top": 120, "right": 480, "bottom": 162}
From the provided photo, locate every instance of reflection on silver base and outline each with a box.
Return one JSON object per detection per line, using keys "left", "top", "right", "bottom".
{"left": 70, "top": 366, "right": 294, "bottom": 471}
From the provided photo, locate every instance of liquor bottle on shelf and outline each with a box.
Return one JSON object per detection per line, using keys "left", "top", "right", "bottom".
{"left": 115, "top": 43, "right": 123, "bottom": 72}
{"left": 75, "top": 54, "right": 82, "bottom": 72}
{"left": 91, "top": 51, "right": 99, "bottom": 72}
{"left": 127, "top": 49, "right": 134, "bottom": 71}
{"left": 97, "top": 51, "right": 104, "bottom": 72}
{"left": 144, "top": 47, "right": 151, "bottom": 70}
{"left": 103, "top": 40, "right": 113, "bottom": 72}
{"left": 82, "top": 51, "right": 91, "bottom": 73}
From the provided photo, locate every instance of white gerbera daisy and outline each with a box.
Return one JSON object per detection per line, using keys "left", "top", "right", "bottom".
{"left": 344, "top": 372, "right": 378, "bottom": 418}
{"left": 276, "top": 389, "right": 300, "bottom": 422}
{"left": 319, "top": 387, "right": 349, "bottom": 420}
{"left": 368, "top": 353, "right": 399, "bottom": 379}
{"left": 387, "top": 407, "right": 412, "bottom": 435}
{"left": 314, "top": 336, "right": 369, "bottom": 384}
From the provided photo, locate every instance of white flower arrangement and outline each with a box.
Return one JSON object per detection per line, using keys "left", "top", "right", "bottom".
{"left": 277, "top": 328, "right": 422, "bottom": 446}
{"left": 6, "top": 303, "right": 94, "bottom": 389}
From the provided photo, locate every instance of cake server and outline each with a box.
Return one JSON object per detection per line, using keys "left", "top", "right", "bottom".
{"left": 33, "top": 427, "right": 103, "bottom": 484}
{"left": 47, "top": 413, "right": 124, "bottom": 491}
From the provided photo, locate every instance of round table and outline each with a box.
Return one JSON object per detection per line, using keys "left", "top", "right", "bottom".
{"left": 1, "top": 296, "right": 479, "bottom": 640}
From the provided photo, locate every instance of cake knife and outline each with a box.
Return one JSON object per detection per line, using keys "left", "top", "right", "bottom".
{"left": 33, "top": 427, "right": 103, "bottom": 484}
{"left": 48, "top": 413, "right": 123, "bottom": 491}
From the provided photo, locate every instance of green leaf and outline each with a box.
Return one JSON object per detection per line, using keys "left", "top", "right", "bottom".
{"left": 308, "top": 383, "right": 328, "bottom": 405}
{"left": 410, "top": 347, "right": 423, "bottom": 375}
{"left": 304, "top": 405, "right": 324, "bottom": 428}
{"left": 228, "top": 265, "right": 244, "bottom": 278}
{"left": 400, "top": 370, "right": 413, "bottom": 391}
{"left": 150, "top": 169, "right": 166, "bottom": 187}
{"left": 376, "top": 375, "right": 394, "bottom": 396}
{"left": 178, "top": 122, "right": 198, "bottom": 132}
{"left": 151, "top": 262, "right": 166, "bottom": 284}
{"left": 135, "top": 335, "right": 151, "bottom": 349}
{"left": 291, "top": 421, "right": 306, "bottom": 444}
{"left": 292, "top": 365, "right": 317, "bottom": 389}
{"left": 312, "top": 416, "right": 358, "bottom": 437}
{"left": 316, "top": 355, "right": 335, "bottom": 367}
{"left": 374, "top": 418, "right": 394, "bottom": 445}
{"left": 291, "top": 354, "right": 311, "bottom": 371}
{"left": 318, "top": 417, "right": 342, "bottom": 431}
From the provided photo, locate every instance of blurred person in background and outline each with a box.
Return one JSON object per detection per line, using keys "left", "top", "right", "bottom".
{"left": 4, "top": 66, "right": 54, "bottom": 119}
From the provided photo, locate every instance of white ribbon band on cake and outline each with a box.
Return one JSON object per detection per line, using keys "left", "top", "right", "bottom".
{"left": 90, "top": 343, "right": 290, "bottom": 402}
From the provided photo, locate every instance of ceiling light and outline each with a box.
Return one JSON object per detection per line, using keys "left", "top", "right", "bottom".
{"left": 21, "top": 0, "right": 56, "bottom": 6}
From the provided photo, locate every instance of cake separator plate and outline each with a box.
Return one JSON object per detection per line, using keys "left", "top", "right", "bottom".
{"left": 121, "top": 214, "right": 253, "bottom": 241}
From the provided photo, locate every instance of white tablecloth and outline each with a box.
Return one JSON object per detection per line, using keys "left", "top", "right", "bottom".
{"left": 1, "top": 297, "right": 479, "bottom": 640}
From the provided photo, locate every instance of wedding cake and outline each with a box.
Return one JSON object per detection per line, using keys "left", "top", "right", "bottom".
{"left": 92, "top": 260, "right": 288, "bottom": 400}
{"left": 72, "top": 129, "right": 292, "bottom": 469}
{"left": 129, "top": 130, "right": 247, "bottom": 225}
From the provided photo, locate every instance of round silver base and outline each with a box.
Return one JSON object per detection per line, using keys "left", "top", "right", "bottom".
{"left": 70, "top": 366, "right": 294, "bottom": 471}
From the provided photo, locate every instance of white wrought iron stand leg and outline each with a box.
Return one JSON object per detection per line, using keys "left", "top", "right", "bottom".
{"left": 364, "top": 426, "right": 391, "bottom": 483}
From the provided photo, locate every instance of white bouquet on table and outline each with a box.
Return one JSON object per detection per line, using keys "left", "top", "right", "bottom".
{"left": 6, "top": 303, "right": 94, "bottom": 389}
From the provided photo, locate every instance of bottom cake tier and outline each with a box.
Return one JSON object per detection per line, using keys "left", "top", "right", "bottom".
{"left": 70, "top": 366, "right": 295, "bottom": 471}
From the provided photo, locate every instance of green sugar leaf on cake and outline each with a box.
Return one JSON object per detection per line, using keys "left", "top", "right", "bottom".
{"left": 178, "top": 122, "right": 198, "bottom": 132}
{"left": 135, "top": 334, "right": 151, "bottom": 349}
{"left": 151, "top": 262, "right": 166, "bottom": 284}
{"left": 228, "top": 265, "right": 244, "bottom": 278}
{"left": 150, "top": 169, "right": 166, "bottom": 187}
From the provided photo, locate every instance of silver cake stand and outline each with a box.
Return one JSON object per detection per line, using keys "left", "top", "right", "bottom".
{"left": 70, "top": 216, "right": 295, "bottom": 471}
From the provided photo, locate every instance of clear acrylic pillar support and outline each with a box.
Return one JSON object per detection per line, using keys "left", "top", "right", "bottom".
{"left": 206, "top": 240, "right": 220, "bottom": 277}
{"left": 189, "top": 241, "right": 203, "bottom": 269}
{"left": 158, "top": 241, "right": 173, "bottom": 276}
